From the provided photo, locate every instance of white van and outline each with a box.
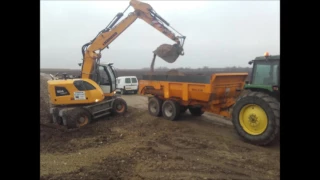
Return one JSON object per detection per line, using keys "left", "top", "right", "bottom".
{"left": 116, "top": 76, "right": 139, "bottom": 94}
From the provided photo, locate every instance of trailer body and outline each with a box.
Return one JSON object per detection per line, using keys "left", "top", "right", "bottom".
{"left": 139, "top": 73, "right": 248, "bottom": 119}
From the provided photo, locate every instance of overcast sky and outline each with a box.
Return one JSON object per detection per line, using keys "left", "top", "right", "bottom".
{"left": 40, "top": 0, "right": 280, "bottom": 69}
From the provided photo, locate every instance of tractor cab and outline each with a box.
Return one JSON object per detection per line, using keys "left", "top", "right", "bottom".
{"left": 246, "top": 52, "right": 280, "bottom": 100}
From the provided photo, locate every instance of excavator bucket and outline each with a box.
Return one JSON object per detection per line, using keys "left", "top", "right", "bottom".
{"left": 153, "top": 43, "right": 184, "bottom": 63}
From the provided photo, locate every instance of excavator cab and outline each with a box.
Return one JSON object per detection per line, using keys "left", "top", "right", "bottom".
{"left": 96, "top": 63, "right": 117, "bottom": 95}
{"left": 78, "top": 62, "right": 117, "bottom": 96}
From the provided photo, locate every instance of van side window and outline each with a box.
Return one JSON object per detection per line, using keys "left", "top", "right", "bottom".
{"left": 131, "top": 78, "right": 137, "bottom": 83}
{"left": 125, "top": 78, "right": 131, "bottom": 83}
{"left": 117, "top": 79, "right": 120, "bottom": 84}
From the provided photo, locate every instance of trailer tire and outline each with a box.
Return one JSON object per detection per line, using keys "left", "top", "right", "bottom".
{"left": 162, "top": 100, "right": 180, "bottom": 121}
{"left": 148, "top": 97, "right": 163, "bottom": 117}
{"left": 65, "top": 108, "right": 92, "bottom": 129}
{"left": 189, "top": 107, "right": 204, "bottom": 116}
{"left": 112, "top": 98, "right": 128, "bottom": 115}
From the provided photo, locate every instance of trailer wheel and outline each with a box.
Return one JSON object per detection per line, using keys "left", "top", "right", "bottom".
{"left": 148, "top": 97, "right": 163, "bottom": 117}
{"left": 66, "top": 108, "right": 92, "bottom": 129}
{"left": 112, "top": 98, "right": 128, "bottom": 115}
{"left": 189, "top": 107, "right": 204, "bottom": 116}
{"left": 162, "top": 100, "right": 180, "bottom": 121}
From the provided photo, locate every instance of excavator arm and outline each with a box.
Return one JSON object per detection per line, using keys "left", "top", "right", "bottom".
{"left": 81, "top": 0, "right": 186, "bottom": 79}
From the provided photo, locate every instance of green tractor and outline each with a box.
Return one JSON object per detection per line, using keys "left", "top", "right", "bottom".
{"left": 232, "top": 52, "right": 280, "bottom": 146}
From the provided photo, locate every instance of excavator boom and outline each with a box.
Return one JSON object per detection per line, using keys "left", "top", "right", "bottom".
{"left": 81, "top": 0, "right": 186, "bottom": 80}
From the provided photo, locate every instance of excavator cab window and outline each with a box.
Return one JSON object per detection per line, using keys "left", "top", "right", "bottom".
{"left": 97, "top": 65, "right": 116, "bottom": 93}
{"left": 73, "top": 80, "right": 96, "bottom": 91}
{"left": 98, "top": 66, "right": 110, "bottom": 85}
{"left": 106, "top": 65, "right": 116, "bottom": 92}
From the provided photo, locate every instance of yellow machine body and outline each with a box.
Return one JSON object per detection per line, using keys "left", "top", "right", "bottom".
{"left": 47, "top": 78, "right": 105, "bottom": 105}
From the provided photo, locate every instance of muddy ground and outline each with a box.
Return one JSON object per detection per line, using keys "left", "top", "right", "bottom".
{"left": 40, "top": 74, "right": 280, "bottom": 180}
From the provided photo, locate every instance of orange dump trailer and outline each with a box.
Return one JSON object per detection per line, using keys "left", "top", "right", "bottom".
{"left": 138, "top": 73, "right": 248, "bottom": 120}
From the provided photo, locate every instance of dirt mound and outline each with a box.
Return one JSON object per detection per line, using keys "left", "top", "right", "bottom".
{"left": 40, "top": 74, "right": 55, "bottom": 142}
{"left": 40, "top": 74, "right": 51, "bottom": 124}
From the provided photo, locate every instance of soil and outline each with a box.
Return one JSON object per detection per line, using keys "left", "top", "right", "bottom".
{"left": 40, "top": 74, "right": 280, "bottom": 180}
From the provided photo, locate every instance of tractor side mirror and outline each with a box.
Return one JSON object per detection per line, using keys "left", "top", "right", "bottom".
{"left": 248, "top": 61, "right": 253, "bottom": 65}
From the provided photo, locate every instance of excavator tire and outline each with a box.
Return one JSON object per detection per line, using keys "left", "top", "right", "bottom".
{"left": 65, "top": 108, "right": 92, "bottom": 129}
{"left": 161, "top": 100, "right": 180, "bottom": 121}
{"left": 148, "top": 97, "right": 163, "bottom": 117}
{"left": 231, "top": 91, "right": 280, "bottom": 146}
{"left": 111, "top": 97, "right": 128, "bottom": 115}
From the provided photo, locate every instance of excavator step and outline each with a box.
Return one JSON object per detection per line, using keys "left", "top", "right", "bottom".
{"left": 93, "top": 111, "right": 111, "bottom": 119}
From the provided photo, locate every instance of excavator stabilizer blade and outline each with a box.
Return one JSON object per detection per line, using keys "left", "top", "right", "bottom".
{"left": 153, "top": 43, "right": 183, "bottom": 63}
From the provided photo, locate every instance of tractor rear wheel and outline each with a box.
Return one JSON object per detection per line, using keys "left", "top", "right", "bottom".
{"left": 65, "top": 108, "right": 92, "bottom": 129}
{"left": 162, "top": 100, "right": 180, "bottom": 121}
{"left": 148, "top": 97, "right": 163, "bottom": 117}
{"left": 231, "top": 91, "right": 280, "bottom": 146}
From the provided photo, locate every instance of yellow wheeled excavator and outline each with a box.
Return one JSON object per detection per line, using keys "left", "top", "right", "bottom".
{"left": 46, "top": 0, "right": 186, "bottom": 129}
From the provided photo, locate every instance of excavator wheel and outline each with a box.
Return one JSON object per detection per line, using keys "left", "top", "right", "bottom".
{"left": 161, "top": 100, "right": 180, "bottom": 121}
{"left": 111, "top": 97, "right": 128, "bottom": 115}
{"left": 148, "top": 97, "right": 163, "bottom": 117}
{"left": 231, "top": 91, "right": 280, "bottom": 146}
{"left": 189, "top": 107, "right": 204, "bottom": 116}
{"left": 65, "top": 108, "right": 92, "bottom": 129}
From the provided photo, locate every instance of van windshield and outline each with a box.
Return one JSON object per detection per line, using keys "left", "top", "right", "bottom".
{"left": 131, "top": 78, "right": 137, "bottom": 83}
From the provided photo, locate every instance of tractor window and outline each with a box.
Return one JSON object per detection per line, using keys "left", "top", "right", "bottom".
{"left": 252, "top": 64, "right": 271, "bottom": 85}
{"left": 252, "top": 61, "right": 279, "bottom": 85}
{"left": 125, "top": 78, "right": 131, "bottom": 83}
{"left": 272, "top": 65, "right": 279, "bottom": 85}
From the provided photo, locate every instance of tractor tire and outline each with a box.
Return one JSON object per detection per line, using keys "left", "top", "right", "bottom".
{"left": 111, "top": 97, "right": 128, "bottom": 115}
{"left": 161, "top": 100, "right": 180, "bottom": 121}
{"left": 231, "top": 91, "right": 280, "bottom": 146}
{"left": 65, "top": 108, "right": 92, "bottom": 129}
{"left": 148, "top": 97, "right": 163, "bottom": 117}
{"left": 189, "top": 107, "right": 204, "bottom": 116}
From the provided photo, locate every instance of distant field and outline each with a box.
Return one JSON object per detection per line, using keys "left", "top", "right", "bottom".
{"left": 41, "top": 68, "right": 252, "bottom": 81}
